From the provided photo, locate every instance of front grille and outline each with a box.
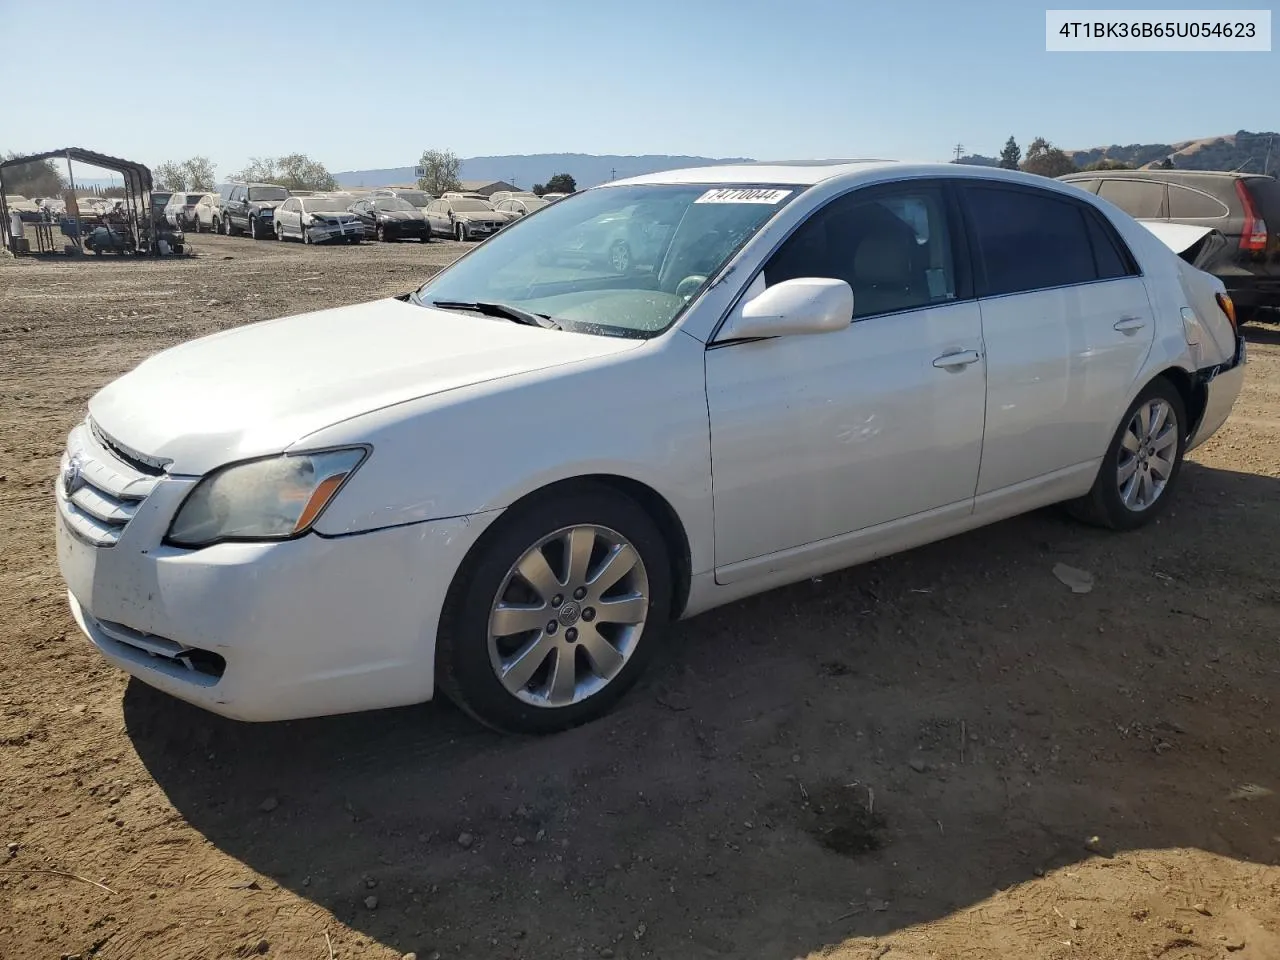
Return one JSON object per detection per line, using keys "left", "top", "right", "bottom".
{"left": 59, "top": 420, "right": 162, "bottom": 547}
{"left": 93, "top": 615, "right": 225, "bottom": 685}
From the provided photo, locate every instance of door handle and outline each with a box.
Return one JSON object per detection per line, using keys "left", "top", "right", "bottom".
{"left": 1114, "top": 316, "right": 1146, "bottom": 333}
{"left": 932, "top": 350, "right": 982, "bottom": 370}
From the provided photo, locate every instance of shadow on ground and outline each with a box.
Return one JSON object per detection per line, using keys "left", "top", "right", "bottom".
{"left": 126, "top": 462, "right": 1280, "bottom": 959}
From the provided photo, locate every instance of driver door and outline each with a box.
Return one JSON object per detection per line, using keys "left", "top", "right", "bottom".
{"left": 704, "top": 180, "right": 987, "bottom": 579}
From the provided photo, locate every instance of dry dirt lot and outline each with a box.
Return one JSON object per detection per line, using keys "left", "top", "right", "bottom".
{"left": 2, "top": 233, "right": 1279, "bottom": 960}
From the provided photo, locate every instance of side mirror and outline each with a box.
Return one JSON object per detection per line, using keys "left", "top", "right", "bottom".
{"left": 716, "top": 277, "right": 853, "bottom": 342}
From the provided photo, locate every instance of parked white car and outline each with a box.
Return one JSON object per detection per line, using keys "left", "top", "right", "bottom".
{"left": 192, "top": 193, "right": 220, "bottom": 232}
{"left": 273, "top": 195, "right": 365, "bottom": 244}
{"left": 54, "top": 161, "right": 1245, "bottom": 733}
{"left": 163, "top": 191, "right": 212, "bottom": 229}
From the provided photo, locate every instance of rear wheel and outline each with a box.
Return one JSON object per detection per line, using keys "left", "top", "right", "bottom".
{"left": 1068, "top": 378, "right": 1186, "bottom": 530}
{"left": 436, "top": 485, "right": 671, "bottom": 734}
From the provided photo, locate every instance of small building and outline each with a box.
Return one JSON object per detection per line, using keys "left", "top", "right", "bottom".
{"left": 459, "top": 179, "right": 517, "bottom": 198}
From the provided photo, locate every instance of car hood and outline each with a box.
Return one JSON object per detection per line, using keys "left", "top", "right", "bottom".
{"left": 250, "top": 200, "right": 284, "bottom": 209}
{"left": 455, "top": 211, "right": 499, "bottom": 222}
{"left": 377, "top": 210, "right": 425, "bottom": 221}
{"left": 88, "top": 298, "right": 639, "bottom": 475}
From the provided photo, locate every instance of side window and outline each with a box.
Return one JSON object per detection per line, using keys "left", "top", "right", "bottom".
{"left": 231, "top": 187, "right": 244, "bottom": 203}
{"left": 963, "top": 184, "right": 1097, "bottom": 296}
{"left": 1082, "top": 208, "right": 1140, "bottom": 280}
{"left": 1168, "top": 184, "right": 1229, "bottom": 219}
{"left": 1097, "top": 179, "right": 1166, "bottom": 219}
{"left": 1063, "top": 178, "right": 1100, "bottom": 195}
{"left": 764, "top": 183, "right": 958, "bottom": 319}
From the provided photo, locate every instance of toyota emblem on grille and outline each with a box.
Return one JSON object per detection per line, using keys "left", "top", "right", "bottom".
{"left": 61, "top": 455, "right": 85, "bottom": 497}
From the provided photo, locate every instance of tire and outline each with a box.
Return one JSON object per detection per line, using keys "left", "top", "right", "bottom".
{"left": 436, "top": 484, "right": 672, "bottom": 734}
{"left": 275, "top": 222, "right": 284, "bottom": 241}
{"left": 194, "top": 218, "right": 203, "bottom": 234}
{"left": 249, "top": 216, "right": 260, "bottom": 240}
{"left": 1068, "top": 377, "right": 1187, "bottom": 531}
{"left": 455, "top": 222, "right": 466, "bottom": 242}
{"left": 375, "top": 224, "right": 385, "bottom": 242}
{"left": 222, "top": 216, "right": 234, "bottom": 236}
{"left": 303, "top": 226, "right": 313, "bottom": 244}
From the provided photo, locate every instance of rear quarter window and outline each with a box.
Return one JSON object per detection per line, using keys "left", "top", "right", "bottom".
{"left": 1168, "top": 184, "right": 1229, "bottom": 219}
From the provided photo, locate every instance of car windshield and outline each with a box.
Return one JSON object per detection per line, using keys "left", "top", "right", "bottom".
{"left": 302, "top": 198, "right": 351, "bottom": 213}
{"left": 449, "top": 199, "right": 492, "bottom": 213}
{"left": 374, "top": 198, "right": 416, "bottom": 212}
{"left": 415, "top": 183, "right": 797, "bottom": 339}
{"left": 248, "top": 186, "right": 288, "bottom": 201}
{"left": 396, "top": 191, "right": 431, "bottom": 206}
{"left": 522, "top": 198, "right": 549, "bottom": 209}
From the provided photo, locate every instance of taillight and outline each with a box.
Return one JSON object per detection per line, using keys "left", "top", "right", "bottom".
{"left": 1216, "top": 291, "right": 1238, "bottom": 332}
{"left": 1234, "top": 180, "right": 1268, "bottom": 251}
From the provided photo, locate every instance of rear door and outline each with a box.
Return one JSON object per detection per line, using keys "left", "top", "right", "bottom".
{"left": 959, "top": 181, "right": 1156, "bottom": 497}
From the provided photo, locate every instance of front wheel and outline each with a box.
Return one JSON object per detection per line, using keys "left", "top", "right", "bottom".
{"left": 1068, "top": 378, "right": 1187, "bottom": 530}
{"left": 249, "top": 216, "right": 260, "bottom": 239}
{"left": 455, "top": 222, "right": 466, "bottom": 242}
{"left": 436, "top": 484, "right": 671, "bottom": 734}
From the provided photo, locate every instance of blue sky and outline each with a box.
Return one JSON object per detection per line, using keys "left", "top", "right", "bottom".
{"left": 2, "top": 0, "right": 1274, "bottom": 177}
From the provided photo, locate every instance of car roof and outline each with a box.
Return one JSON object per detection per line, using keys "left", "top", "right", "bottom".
{"left": 614, "top": 160, "right": 1105, "bottom": 193}
{"left": 615, "top": 159, "right": 902, "bottom": 186}
{"left": 1060, "top": 169, "right": 1260, "bottom": 181}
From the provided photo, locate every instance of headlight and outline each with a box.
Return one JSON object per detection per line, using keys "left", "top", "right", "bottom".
{"left": 166, "top": 448, "right": 368, "bottom": 547}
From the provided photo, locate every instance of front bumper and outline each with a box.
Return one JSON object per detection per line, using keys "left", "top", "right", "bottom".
{"left": 1187, "top": 334, "right": 1247, "bottom": 453}
{"left": 54, "top": 426, "right": 499, "bottom": 721}
{"left": 307, "top": 221, "right": 363, "bottom": 242}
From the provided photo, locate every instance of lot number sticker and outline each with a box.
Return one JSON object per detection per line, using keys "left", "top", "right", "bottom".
{"left": 694, "top": 188, "right": 793, "bottom": 205}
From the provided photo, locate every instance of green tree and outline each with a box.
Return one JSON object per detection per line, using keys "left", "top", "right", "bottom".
{"left": 416, "top": 149, "right": 462, "bottom": 196}
{"left": 532, "top": 182, "right": 546, "bottom": 196}
{"left": 155, "top": 156, "right": 217, "bottom": 190}
{"left": 232, "top": 155, "right": 335, "bottom": 191}
{"left": 1020, "top": 137, "right": 1077, "bottom": 178}
{"left": 275, "top": 154, "right": 337, "bottom": 191}
{"left": 998, "top": 136, "right": 1021, "bottom": 170}
{"left": 543, "top": 172, "right": 577, "bottom": 194}
{"left": 2, "top": 152, "right": 65, "bottom": 197}
{"left": 1158, "top": 157, "right": 1175, "bottom": 169}
{"left": 1082, "top": 158, "right": 1134, "bottom": 171}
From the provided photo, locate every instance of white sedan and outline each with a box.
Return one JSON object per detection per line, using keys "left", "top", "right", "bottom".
{"left": 273, "top": 195, "right": 364, "bottom": 244}
{"left": 54, "top": 161, "right": 1246, "bottom": 733}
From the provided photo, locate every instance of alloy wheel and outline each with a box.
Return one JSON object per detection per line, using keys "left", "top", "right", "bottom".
{"left": 1117, "top": 397, "right": 1178, "bottom": 511}
{"left": 487, "top": 524, "right": 650, "bottom": 708}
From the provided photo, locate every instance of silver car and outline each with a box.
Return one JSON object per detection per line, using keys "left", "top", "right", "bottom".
{"left": 273, "top": 196, "right": 364, "bottom": 244}
{"left": 425, "top": 197, "right": 507, "bottom": 241}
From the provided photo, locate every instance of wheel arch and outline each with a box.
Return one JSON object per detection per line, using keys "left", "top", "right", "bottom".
{"left": 1148, "top": 366, "right": 1208, "bottom": 440}
{"left": 449, "top": 474, "right": 693, "bottom": 621}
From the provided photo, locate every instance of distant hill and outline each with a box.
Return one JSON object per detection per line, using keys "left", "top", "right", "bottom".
{"left": 334, "top": 153, "right": 755, "bottom": 189}
{"left": 1068, "top": 130, "right": 1277, "bottom": 172}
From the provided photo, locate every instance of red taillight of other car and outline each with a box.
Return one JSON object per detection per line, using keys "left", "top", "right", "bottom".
{"left": 1234, "top": 180, "right": 1268, "bottom": 251}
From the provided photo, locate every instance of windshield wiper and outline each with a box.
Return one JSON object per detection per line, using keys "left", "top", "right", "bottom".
{"left": 431, "top": 299, "right": 560, "bottom": 330}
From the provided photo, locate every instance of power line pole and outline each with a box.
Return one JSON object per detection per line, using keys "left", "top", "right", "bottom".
{"left": 953, "top": 144, "right": 965, "bottom": 162}
{"left": 610, "top": 167, "right": 617, "bottom": 181}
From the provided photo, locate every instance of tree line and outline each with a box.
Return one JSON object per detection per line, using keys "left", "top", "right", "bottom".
{"left": 980, "top": 136, "right": 1173, "bottom": 177}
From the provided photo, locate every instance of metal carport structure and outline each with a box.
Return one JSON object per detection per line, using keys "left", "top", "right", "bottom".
{"left": 1, "top": 147, "right": 155, "bottom": 255}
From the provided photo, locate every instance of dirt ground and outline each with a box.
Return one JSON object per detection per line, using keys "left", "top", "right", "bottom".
{"left": 2, "top": 233, "right": 1278, "bottom": 960}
